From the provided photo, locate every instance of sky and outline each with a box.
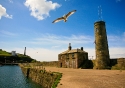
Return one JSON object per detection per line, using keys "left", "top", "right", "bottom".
{"left": 0, "top": 0, "right": 125, "bottom": 61}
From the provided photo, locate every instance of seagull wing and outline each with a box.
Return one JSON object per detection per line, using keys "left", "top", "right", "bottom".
{"left": 65, "top": 10, "right": 76, "bottom": 18}
{"left": 52, "top": 17, "right": 64, "bottom": 23}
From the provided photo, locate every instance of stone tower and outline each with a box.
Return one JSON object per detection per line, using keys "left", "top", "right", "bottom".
{"left": 94, "top": 21, "right": 110, "bottom": 69}
{"left": 24, "top": 47, "right": 26, "bottom": 56}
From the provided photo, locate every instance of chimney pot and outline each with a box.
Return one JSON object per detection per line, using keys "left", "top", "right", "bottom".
{"left": 81, "top": 47, "right": 83, "bottom": 51}
{"left": 68, "top": 43, "right": 72, "bottom": 50}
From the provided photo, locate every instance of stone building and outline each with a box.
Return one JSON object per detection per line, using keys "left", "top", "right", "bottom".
{"left": 58, "top": 43, "right": 88, "bottom": 68}
{"left": 94, "top": 21, "right": 110, "bottom": 69}
{"left": 11, "top": 51, "right": 16, "bottom": 56}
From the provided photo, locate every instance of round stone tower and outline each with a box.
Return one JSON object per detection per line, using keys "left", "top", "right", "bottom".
{"left": 94, "top": 21, "right": 110, "bottom": 69}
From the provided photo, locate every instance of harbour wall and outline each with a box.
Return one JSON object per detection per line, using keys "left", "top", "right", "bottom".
{"left": 19, "top": 64, "right": 62, "bottom": 88}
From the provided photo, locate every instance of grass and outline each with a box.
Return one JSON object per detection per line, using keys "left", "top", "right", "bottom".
{"left": 0, "top": 49, "right": 31, "bottom": 58}
{"left": 51, "top": 72, "right": 62, "bottom": 88}
{"left": 0, "top": 50, "right": 11, "bottom": 56}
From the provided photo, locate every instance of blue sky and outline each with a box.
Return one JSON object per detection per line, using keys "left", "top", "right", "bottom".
{"left": 0, "top": 0, "right": 125, "bottom": 61}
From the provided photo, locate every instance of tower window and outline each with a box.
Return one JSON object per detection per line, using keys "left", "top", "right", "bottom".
{"left": 97, "top": 55, "right": 98, "bottom": 57}
{"left": 96, "top": 28, "right": 99, "bottom": 32}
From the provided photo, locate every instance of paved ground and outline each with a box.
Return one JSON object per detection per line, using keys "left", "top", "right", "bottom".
{"left": 44, "top": 67, "right": 125, "bottom": 88}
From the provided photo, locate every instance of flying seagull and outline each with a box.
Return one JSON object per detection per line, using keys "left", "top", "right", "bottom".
{"left": 52, "top": 10, "right": 76, "bottom": 23}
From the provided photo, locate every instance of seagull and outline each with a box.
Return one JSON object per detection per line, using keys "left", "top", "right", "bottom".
{"left": 52, "top": 10, "right": 77, "bottom": 23}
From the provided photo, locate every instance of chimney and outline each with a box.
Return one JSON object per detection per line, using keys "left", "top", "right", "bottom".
{"left": 68, "top": 43, "right": 72, "bottom": 50}
{"left": 81, "top": 47, "right": 83, "bottom": 51}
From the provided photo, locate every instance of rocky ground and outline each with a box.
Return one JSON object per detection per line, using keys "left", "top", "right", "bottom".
{"left": 44, "top": 67, "right": 125, "bottom": 88}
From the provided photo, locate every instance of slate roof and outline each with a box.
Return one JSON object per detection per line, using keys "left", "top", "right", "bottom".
{"left": 60, "top": 49, "right": 87, "bottom": 54}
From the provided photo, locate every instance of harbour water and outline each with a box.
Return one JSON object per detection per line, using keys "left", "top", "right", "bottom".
{"left": 0, "top": 65, "right": 42, "bottom": 88}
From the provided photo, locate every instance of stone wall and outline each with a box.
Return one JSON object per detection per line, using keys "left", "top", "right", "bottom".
{"left": 24, "top": 61, "right": 59, "bottom": 67}
{"left": 111, "top": 58, "right": 125, "bottom": 70}
{"left": 20, "top": 57, "right": 125, "bottom": 70}
{"left": 20, "top": 64, "right": 62, "bottom": 88}
{"left": 41, "top": 61, "right": 59, "bottom": 67}
{"left": 77, "top": 52, "right": 88, "bottom": 68}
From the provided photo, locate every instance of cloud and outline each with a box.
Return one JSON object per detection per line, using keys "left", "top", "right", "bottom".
{"left": 108, "top": 33, "right": 125, "bottom": 46}
{"left": 26, "top": 48, "right": 63, "bottom": 61}
{"left": 64, "top": 0, "right": 70, "bottom": 1}
{"left": 32, "top": 33, "right": 93, "bottom": 45}
{"left": 1, "top": 33, "right": 94, "bottom": 61}
{"left": 109, "top": 47, "right": 125, "bottom": 58}
{"left": 4, "top": 47, "right": 64, "bottom": 61}
{"left": 123, "top": 32, "right": 125, "bottom": 41}
{"left": 3, "top": 47, "right": 125, "bottom": 61}
{"left": 4, "top": 47, "right": 95, "bottom": 61}
{"left": 2, "top": 33, "right": 125, "bottom": 61}
{"left": 116, "top": 0, "right": 122, "bottom": 2}
{"left": 24, "top": 0, "right": 61, "bottom": 20}
{"left": 9, "top": 0, "right": 13, "bottom": 3}
{"left": 0, "top": 4, "right": 12, "bottom": 19}
{"left": 124, "top": 32, "right": 125, "bottom": 36}
{"left": 108, "top": 35, "right": 120, "bottom": 41}
{"left": 0, "top": 30, "right": 17, "bottom": 36}
{"left": 123, "top": 32, "right": 125, "bottom": 37}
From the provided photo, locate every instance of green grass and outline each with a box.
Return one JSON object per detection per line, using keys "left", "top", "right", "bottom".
{"left": 0, "top": 49, "right": 31, "bottom": 58}
{"left": 52, "top": 72, "right": 62, "bottom": 88}
{"left": 0, "top": 50, "right": 11, "bottom": 56}
{"left": 0, "top": 54, "right": 11, "bottom": 56}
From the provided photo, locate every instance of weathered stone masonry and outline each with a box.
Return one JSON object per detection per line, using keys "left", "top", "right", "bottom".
{"left": 20, "top": 64, "right": 62, "bottom": 88}
{"left": 94, "top": 21, "right": 110, "bottom": 69}
{"left": 58, "top": 43, "right": 88, "bottom": 68}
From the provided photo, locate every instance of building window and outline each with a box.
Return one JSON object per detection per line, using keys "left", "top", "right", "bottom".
{"left": 61, "top": 55, "right": 64, "bottom": 59}
{"left": 60, "top": 56, "right": 62, "bottom": 60}
{"left": 72, "top": 53, "right": 74, "bottom": 58}
{"left": 66, "top": 54, "right": 69, "bottom": 58}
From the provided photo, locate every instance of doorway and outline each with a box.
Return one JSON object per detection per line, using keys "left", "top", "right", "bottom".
{"left": 60, "top": 63, "right": 62, "bottom": 67}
